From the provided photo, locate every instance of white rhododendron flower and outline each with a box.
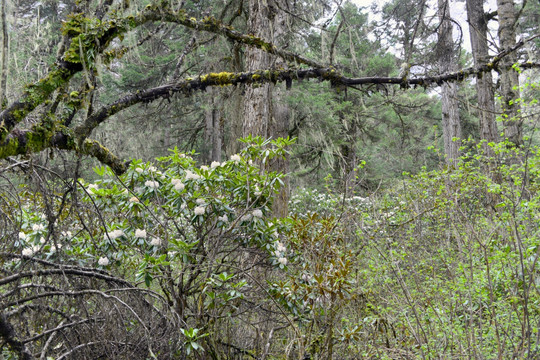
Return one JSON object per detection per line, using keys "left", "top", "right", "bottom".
{"left": 144, "top": 180, "right": 159, "bottom": 189}
{"left": 171, "top": 179, "right": 184, "bottom": 191}
{"left": 252, "top": 209, "right": 263, "bottom": 218}
{"left": 149, "top": 166, "right": 157, "bottom": 172}
{"left": 22, "top": 248, "right": 33, "bottom": 256}
{"left": 87, "top": 184, "right": 99, "bottom": 191}
{"left": 194, "top": 206, "right": 205, "bottom": 215}
{"left": 254, "top": 191, "right": 262, "bottom": 196}
{"left": 135, "top": 229, "right": 147, "bottom": 238}
{"left": 200, "top": 165, "right": 209, "bottom": 171}
{"left": 106, "top": 229, "right": 124, "bottom": 240}
{"left": 135, "top": 167, "right": 144, "bottom": 173}
{"left": 211, "top": 161, "right": 221, "bottom": 168}
{"left": 276, "top": 242, "right": 286, "bottom": 253}
{"left": 218, "top": 215, "right": 228, "bottom": 222}
{"left": 18, "top": 232, "right": 26, "bottom": 240}
{"left": 32, "top": 224, "right": 45, "bottom": 231}
{"left": 240, "top": 214, "right": 252, "bottom": 222}
{"left": 98, "top": 257, "right": 110, "bottom": 266}
{"left": 129, "top": 196, "right": 139, "bottom": 202}
{"left": 40, "top": 237, "right": 46, "bottom": 244}
{"left": 61, "top": 231, "right": 72, "bottom": 238}
{"left": 185, "top": 170, "right": 200, "bottom": 180}
{"left": 230, "top": 154, "right": 241, "bottom": 163}
{"left": 196, "top": 198, "right": 205, "bottom": 205}
{"left": 150, "top": 237, "right": 162, "bottom": 246}
{"left": 40, "top": 213, "right": 47, "bottom": 220}
{"left": 278, "top": 257, "right": 288, "bottom": 266}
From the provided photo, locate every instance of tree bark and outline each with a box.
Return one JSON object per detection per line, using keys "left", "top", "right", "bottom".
{"left": 438, "top": 0, "right": 462, "bottom": 166}
{"left": 466, "top": 0, "right": 499, "bottom": 146}
{"left": 0, "top": 0, "right": 8, "bottom": 106}
{"left": 227, "top": 43, "right": 244, "bottom": 156}
{"left": 243, "top": 0, "right": 290, "bottom": 217}
{"left": 497, "top": 0, "right": 521, "bottom": 145}
{"left": 204, "top": 88, "right": 222, "bottom": 163}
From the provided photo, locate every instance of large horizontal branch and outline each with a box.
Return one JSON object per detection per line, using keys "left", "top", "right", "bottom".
{"left": 2, "top": 59, "right": 538, "bottom": 171}
{"left": 0, "top": 128, "right": 128, "bottom": 174}
{"left": 143, "top": 6, "right": 323, "bottom": 68}
{"left": 76, "top": 59, "right": 540, "bottom": 138}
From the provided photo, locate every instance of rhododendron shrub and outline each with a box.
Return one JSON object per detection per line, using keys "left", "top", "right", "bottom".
{"left": 5, "top": 136, "right": 296, "bottom": 358}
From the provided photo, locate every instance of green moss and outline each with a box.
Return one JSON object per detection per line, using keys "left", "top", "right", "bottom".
{"left": 81, "top": 138, "right": 128, "bottom": 175}
{"left": 261, "top": 43, "right": 272, "bottom": 52}
{"left": 0, "top": 126, "right": 8, "bottom": 140}
{"left": 61, "top": 13, "right": 86, "bottom": 36}
{"left": 0, "top": 136, "right": 19, "bottom": 159}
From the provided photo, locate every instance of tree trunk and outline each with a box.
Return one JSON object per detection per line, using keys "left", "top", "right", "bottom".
{"left": 227, "top": 43, "right": 244, "bottom": 156}
{"left": 438, "top": 0, "right": 462, "bottom": 166}
{"left": 242, "top": 0, "right": 272, "bottom": 139}
{"left": 466, "top": 0, "right": 499, "bottom": 147}
{"left": 0, "top": 0, "right": 8, "bottom": 106}
{"left": 497, "top": 0, "right": 521, "bottom": 145}
{"left": 243, "top": 0, "right": 290, "bottom": 217}
{"left": 205, "top": 87, "right": 222, "bottom": 163}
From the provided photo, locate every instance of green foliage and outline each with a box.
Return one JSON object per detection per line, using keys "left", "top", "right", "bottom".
{"left": 6, "top": 137, "right": 295, "bottom": 358}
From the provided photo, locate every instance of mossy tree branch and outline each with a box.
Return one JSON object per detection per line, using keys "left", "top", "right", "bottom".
{"left": 0, "top": 128, "right": 128, "bottom": 174}
{"left": 76, "top": 59, "right": 540, "bottom": 139}
{"left": 0, "top": 0, "right": 323, "bottom": 144}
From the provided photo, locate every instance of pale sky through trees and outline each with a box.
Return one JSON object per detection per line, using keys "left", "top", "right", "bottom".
{"left": 351, "top": 0, "right": 500, "bottom": 54}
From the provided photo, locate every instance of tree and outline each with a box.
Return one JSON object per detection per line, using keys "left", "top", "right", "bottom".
{"left": 242, "top": 0, "right": 291, "bottom": 216}
{"left": 437, "top": 0, "right": 462, "bottom": 165}
{"left": 0, "top": 0, "right": 8, "bottom": 106}
{"left": 497, "top": 0, "right": 522, "bottom": 145}
{"left": 466, "top": 0, "right": 500, "bottom": 146}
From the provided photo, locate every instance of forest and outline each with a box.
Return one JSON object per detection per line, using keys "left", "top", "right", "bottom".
{"left": 0, "top": 0, "right": 539, "bottom": 358}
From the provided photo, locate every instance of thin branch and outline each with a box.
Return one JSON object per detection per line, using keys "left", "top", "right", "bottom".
{"left": 0, "top": 267, "right": 130, "bottom": 287}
